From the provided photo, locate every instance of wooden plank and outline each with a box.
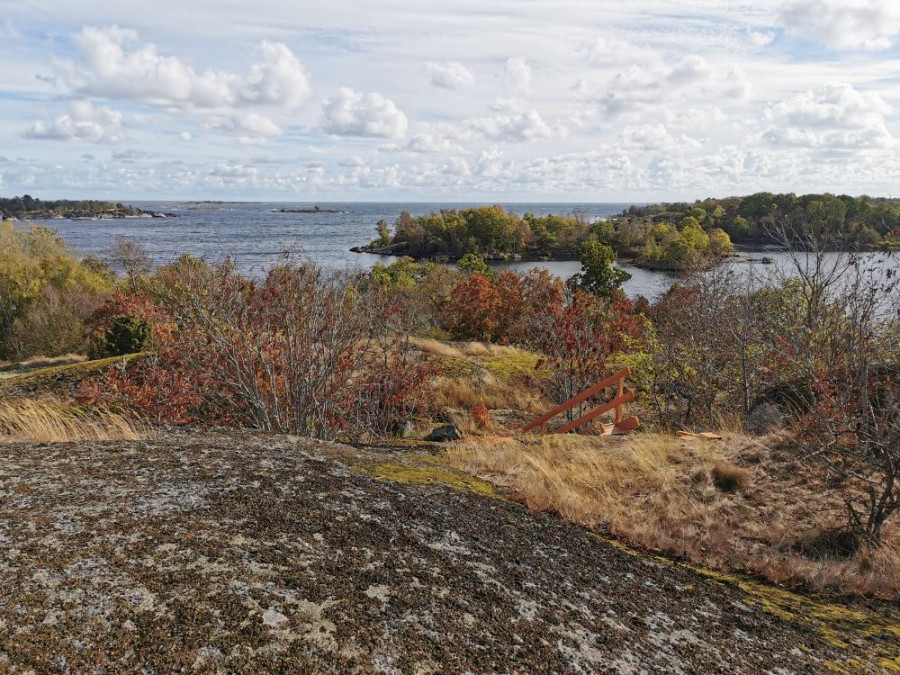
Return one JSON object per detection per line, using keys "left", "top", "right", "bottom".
{"left": 676, "top": 431, "right": 723, "bottom": 440}
{"left": 522, "top": 368, "right": 629, "bottom": 432}
{"left": 553, "top": 391, "right": 635, "bottom": 434}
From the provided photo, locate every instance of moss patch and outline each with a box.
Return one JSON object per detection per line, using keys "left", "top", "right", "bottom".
{"left": 0, "top": 352, "right": 148, "bottom": 392}
{"left": 353, "top": 455, "right": 501, "bottom": 498}
{"left": 592, "top": 532, "right": 900, "bottom": 672}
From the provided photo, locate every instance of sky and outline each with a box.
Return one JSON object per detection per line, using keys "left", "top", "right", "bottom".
{"left": 1, "top": 0, "right": 900, "bottom": 202}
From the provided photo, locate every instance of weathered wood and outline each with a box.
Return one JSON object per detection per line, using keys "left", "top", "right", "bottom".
{"left": 612, "top": 416, "right": 640, "bottom": 435}
{"left": 554, "top": 391, "right": 635, "bottom": 434}
{"left": 615, "top": 376, "right": 624, "bottom": 424}
{"left": 522, "top": 368, "right": 630, "bottom": 433}
{"left": 676, "top": 431, "right": 723, "bottom": 440}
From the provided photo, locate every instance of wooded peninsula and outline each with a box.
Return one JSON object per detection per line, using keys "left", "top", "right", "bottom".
{"left": 355, "top": 192, "right": 900, "bottom": 269}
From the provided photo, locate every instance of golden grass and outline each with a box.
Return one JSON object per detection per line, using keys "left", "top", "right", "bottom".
{"left": 412, "top": 337, "right": 532, "bottom": 360}
{"left": 412, "top": 337, "right": 465, "bottom": 359}
{"left": 432, "top": 372, "right": 547, "bottom": 414}
{"left": 446, "top": 432, "right": 900, "bottom": 599}
{"left": 0, "top": 398, "right": 148, "bottom": 443}
{"left": 414, "top": 338, "right": 548, "bottom": 425}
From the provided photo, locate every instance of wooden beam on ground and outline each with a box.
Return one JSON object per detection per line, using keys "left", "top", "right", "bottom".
{"left": 612, "top": 416, "right": 640, "bottom": 435}
{"left": 676, "top": 431, "right": 723, "bottom": 440}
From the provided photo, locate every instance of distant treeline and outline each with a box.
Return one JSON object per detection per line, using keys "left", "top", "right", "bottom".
{"left": 0, "top": 195, "right": 144, "bottom": 219}
{"left": 622, "top": 192, "right": 900, "bottom": 249}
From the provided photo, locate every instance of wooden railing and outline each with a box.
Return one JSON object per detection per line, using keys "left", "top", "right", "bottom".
{"left": 522, "top": 368, "right": 639, "bottom": 435}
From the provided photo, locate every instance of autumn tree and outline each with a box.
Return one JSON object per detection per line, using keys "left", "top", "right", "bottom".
{"left": 109, "top": 236, "right": 152, "bottom": 293}
{"left": 570, "top": 241, "right": 630, "bottom": 298}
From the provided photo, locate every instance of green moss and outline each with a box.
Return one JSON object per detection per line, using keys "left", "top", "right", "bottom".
{"left": 435, "top": 350, "right": 547, "bottom": 385}
{"left": 354, "top": 456, "right": 500, "bottom": 498}
{"left": 438, "top": 356, "right": 480, "bottom": 379}
{"left": 590, "top": 532, "right": 900, "bottom": 670}
{"left": 481, "top": 353, "right": 546, "bottom": 380}
{"left": 0, "top": 352, "right": 148, "bottom": 390}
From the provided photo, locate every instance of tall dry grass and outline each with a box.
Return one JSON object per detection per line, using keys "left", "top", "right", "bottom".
{"left": 432, "top": 372, "right": 547, "bottom": 413}
{"left": 446, "top": 433, "right": 900, "bottom": 599}
{"left": 0, "top": 398, "right": 147, "bottom": 443}
{"left": 412, "top": 338, "right": 527, "bottom": 359}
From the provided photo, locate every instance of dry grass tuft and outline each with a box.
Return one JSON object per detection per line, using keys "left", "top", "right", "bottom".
{"left": 18, "top": 353, "right": 87, "bottom": 370}
{"left": 432, "top": 372, "right": 547, "bottom": 415}
{"left": 412, "top": 338, "right": 465, "bottom": 359}
{"left": 0, "top": 398, "right": 148, "bottom": 443}
{"left": 711, "top": 461, "right": 749, "bottom": 493}
{"left": 446, "top": 432, "right": 900, "bottom": 599}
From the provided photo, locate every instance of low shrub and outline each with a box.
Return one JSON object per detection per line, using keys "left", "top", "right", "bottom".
{"left": 711, "top": 461, "right": 749, "bottom": 493}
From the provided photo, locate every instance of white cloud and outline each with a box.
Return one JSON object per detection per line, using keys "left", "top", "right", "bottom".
{"left": 763, "top": 82, "right": 895, "bottom": 149}
{"left": 597, "top": 56, "right": 750, "bottom": 116}
{"left": 6, "top": 2, "right": 900, "bottom": 200}
{"left": 473, "top": 146, "right": 511, "bottom": 177}
{"left": 579, "top": 34, "right": 659, "bottom": 66}
{"left": 425, "top": 61, "right": 475, "bottom": 89}
{"left": 618, "top": 124, "right": 702, "bottom": 151}
{"left": 111, "top": 149, "right": 149, "bottom": 162}
{"left": 750, "top": 31, "right": 776, "bottom": 47}
{"left": 61, "top": 26, "right": 311, "bottom": 110}
{"left": 490, "top": 97, "right": 529, "bottom": 113}
{"left": 322, "top": 87, "right": 408, "bottom": 139}
{"left": 405, "top": 132, "right": 463, "bottom": 153}
{"left": 503, "top": 57, "right": 532, "bottom": 95}
{"left": 240, "top": 41, "right": 312, "bottom": 109}
{"left": 203, "top": 112, "right": 282, "bottom": 137}
{"left": 24, "top": 101, "right": 125, "bottom": 143}
{"left": 467, "top": 109, "right": 555, "bottom": 142}
{"left": 779, "top": 0, "right": 900, "bottom": 50}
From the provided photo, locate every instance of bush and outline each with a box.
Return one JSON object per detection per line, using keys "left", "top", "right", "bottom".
{"left": 86, "top": 292, "right": 172, "bottom": 359}
{"left": 9, "top": 286, "right": 103, "bottom": 359}
{"left": 442, "top": 271, "right": 523, "bottom": 343}
{"left": 0, "top": 221, "right": 112, "bottom": 358}
{"left": 83, "top": 262, "right": 438, "bottom": 439}
{"left": 471, "top": 404, "right": 490, "bottom": 428}
{"left": 91, "top": 316, "right": 153, "bottom": 358}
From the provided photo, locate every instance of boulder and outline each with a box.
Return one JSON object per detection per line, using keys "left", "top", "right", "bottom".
{"left": 425, "top": 425, "right": 462, "bottom": 442}
{"left": 746, "top": 402, "right": 785, "bottom": 436}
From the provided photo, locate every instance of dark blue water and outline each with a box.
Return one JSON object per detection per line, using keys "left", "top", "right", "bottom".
{"left": 32, "top": 201, "right": 678, "bottom": 299}
{"left": 30, "top": 201, "right": 898, "bottom": 302}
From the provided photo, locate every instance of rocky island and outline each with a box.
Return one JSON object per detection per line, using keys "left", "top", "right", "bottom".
{"left": 274, "top": 206, "right": 345, "bottom": 214}
{"left": 353, "top": 193, "right": 900, "bottom": 271}
{"left": 0, "top": 195, "right": 177, "bottom": 220}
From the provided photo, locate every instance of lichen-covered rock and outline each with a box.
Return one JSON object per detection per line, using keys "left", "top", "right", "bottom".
{"left": 0, "top": 431, "right": 896, "bottom": 673}
{"left": 746, "top": 401, "right": 786, "bottom": 435}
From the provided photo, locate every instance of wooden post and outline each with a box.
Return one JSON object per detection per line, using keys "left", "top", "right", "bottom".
{"left": 615, "top": 373, "right": 624, "bottom": 424}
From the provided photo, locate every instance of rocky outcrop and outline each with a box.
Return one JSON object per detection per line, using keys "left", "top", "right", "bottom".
{"left": 0, "top": 432, "right": 895, "bottom": 672}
